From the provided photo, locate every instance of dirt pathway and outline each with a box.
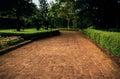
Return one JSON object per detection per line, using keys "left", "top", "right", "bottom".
{"left": 0, "top": 31, "right": 120, "bottom": 79}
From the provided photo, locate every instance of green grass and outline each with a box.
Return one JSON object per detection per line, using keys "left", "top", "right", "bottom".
{"left": 0, "top": 28, "right": 58, "bottom": 34}
{"left": 83, "top": 28, "right": 120, "bottom": 57}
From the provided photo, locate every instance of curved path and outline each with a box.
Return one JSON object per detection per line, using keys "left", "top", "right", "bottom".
{"left": 0, "top": 31, "right": 120, "bottom": 79}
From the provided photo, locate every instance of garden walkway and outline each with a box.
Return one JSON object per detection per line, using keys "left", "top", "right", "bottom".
{"left": 0, "top": 31, "right": 120, "bottom": 79}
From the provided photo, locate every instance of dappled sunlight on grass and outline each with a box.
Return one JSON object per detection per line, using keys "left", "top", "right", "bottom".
{"left": 0, "top": 28, "right": 59, "bottom": 34}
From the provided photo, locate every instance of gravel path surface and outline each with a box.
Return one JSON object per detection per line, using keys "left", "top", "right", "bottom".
{"left": 0, "top": 31, "right": 120, "bottom": 79}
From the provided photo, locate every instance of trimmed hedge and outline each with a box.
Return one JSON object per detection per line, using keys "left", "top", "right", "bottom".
{"left": 59, "top": 28, "right": 79, "bottom": 31}
{"left": 83, "top": 29, "right": 120, "bottom": 57}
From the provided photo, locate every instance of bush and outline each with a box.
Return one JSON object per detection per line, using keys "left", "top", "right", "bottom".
{"left": 83, "top": 28, "right": 120, "bottom": 57}
{"left": 59, "top": 28, "right": 79, "bottom": 31}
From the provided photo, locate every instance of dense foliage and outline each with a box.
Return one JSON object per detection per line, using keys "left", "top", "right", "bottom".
{"left": 48, "top": 0, "right": 76, "bottom": 28}
{"left": 1, "top": 0, "right": 119, "bottom": 30}
{"left": 74, "top": 0, "right": 120, "bottom": 30}
{"left": 39, "top": 0, "right": 49, "bottom": 30}
{"left": 0, "top": 0, "right": 36, "bottom": 31}
{"left": 83, "top": 29, "right": 120, "bottom": 57}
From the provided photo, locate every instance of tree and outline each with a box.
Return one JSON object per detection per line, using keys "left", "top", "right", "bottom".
{"left": 0, "top": 0, "right": 36, "bottom": 31}
{"left": 39, "top": 0, "right": 49, "bottom": 29}
{"left": 54, "top": 0, "right": 75, "bottom": 29}
{"left": 49, "top": 2, "right": 63, "bottom": 27}
{"left": 74, "top": 0, "right": 120, "bottom": 30}
{"left": 15, "top": 0, "right": 36, "bottom": 31}
{"left": 32, "top": 7, "right": 43, "bottom": 31}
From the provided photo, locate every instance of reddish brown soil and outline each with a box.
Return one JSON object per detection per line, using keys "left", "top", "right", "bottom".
{"left": 0, "top": 31, "right": 120, "bottom": 79}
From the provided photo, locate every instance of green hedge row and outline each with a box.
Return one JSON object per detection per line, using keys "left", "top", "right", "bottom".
{"left": 83, "top": 29, "right": 120, "bottom": 57}
{"left": 59, "top": 28, "right": 79, "bottom": 31}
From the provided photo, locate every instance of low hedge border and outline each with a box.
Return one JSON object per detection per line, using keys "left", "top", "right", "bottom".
{"left": 59, "top": 28, "right": 79, "bottom": 31}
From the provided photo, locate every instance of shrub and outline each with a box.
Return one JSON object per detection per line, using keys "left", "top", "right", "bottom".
{"left": 83, "top": 29, "right": 120, "bottom": 57}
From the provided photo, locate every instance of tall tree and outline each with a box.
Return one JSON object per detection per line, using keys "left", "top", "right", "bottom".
{"left": 15, "top": 0, "right": 36, "bottom": 31}
{"left": 49, "top": 2, "right": 60, "bottom": 27}
{"left": 74, "top": 0, "right": 120, "bottom": 30}
{"left": 0, "top": 0, "right": 36, "bottom": 31}
{"left": 39, "top": 0, "right": 49, "bottom": 29}
{"left": 55, "top": 0, "right": 75, "bottom": 29}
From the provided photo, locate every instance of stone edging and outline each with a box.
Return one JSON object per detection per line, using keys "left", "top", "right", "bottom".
{"left": 0, "top": 40, "right": 32, "bottom": 55}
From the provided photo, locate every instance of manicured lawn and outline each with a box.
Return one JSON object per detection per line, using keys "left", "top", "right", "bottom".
{"left": 0, "top": 28, "right": 58, "bottom": 34}
{"left": 0, "top": 28, "right": 59, "bottom": 38}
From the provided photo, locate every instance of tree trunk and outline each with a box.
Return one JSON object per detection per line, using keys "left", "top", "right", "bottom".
{"left": 16, "top": 1, "right": 21, "bottom": 31}
{"left": 67, "top": 19, "right": 70, "bottom": 29}
{"left": 16, "top": 15, "right": 21, "bottom": 31}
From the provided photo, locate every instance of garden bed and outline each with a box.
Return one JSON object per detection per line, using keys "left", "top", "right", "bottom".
{"left": 0, "top": 36, "right": 24, "bottom": 50}
{"left": 0, "top": 28, "right": 60, "bottom": 53}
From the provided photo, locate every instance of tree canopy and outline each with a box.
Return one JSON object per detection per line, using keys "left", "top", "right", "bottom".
{"left": 74, "top": 0, "right": 120, "bottom": 29}
{"left": 0, "top": 0, "right": 120, "bottom": 30}
{"left": 0, "top": 0, "right": 37, "bottom": 31}
{"left": 39, "top": 0, "right": 49, "bottom": 29}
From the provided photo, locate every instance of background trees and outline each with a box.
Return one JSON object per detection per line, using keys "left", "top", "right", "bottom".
{"left": 49, "top": 0, "right": 75, "bottom": 28}
{"left": 0, "top": 0, "right": 119, "bottom": 31}
{"left": 74, "top": 0, "right": 120, "bottom": 30}
{"left": 15, "top": 0, "right": 36, "bottom": 31}
{"left": 0, "top": 0, "right": 36, "bottom": 31}
{"left": 58, "top": 1, "right": 74, "bottom": 29}
{"left": 39, "top": 0, "right": 49, "bottom": 30}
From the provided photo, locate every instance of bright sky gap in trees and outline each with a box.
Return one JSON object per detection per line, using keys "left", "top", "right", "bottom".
{"left": 33, "top": 0, "right": 55, "bottom": 7}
